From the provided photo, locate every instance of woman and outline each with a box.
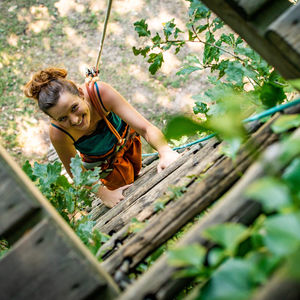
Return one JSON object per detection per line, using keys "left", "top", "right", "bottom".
{"left": 24, "top": 68, "right": 179, "bottom": 208}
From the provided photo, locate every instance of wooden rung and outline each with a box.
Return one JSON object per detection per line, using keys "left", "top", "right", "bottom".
{"left": 0, "top": 150, "right": 40, "bottom": 241}
{"left": 231, "top": 0, "right": 272, "bottom": 19}
{"left": 267, "top": 3, "right": 300, "bottom": 71}
{"left": 0, "top": 218, "right": 116, "bottom": 300}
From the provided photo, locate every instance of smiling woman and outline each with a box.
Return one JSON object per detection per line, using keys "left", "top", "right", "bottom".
{"left": 24, "top": 67, "right": 179, "bottom": 208}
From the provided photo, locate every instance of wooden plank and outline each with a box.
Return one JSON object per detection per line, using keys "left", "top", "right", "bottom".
{"left": 0, "top": 151, "right": 41, "bottom": 242}
{"left": 0, "top": 218, "right": 115, "bottom": 300}
{"left": 94, "top": 142, "right": 219, "bottom": 234}
{"left": 0, "top": 145, "right": 119, "bottom": 297}
{"left": 118, "top": 126, "right": 300, "bottom": 300}
{"left": 232, "top": 0, "right": 272, "bottom": 19}
{"left": 267, "top": 3, "right": 300, "bottom": 73}
{"left": 94, "top": 144, "right": 205, "bottom": 233}
{"left": 101, "top": 120, "right": 278, "bottom": 277}
{"left": 200, "top": 0, "right": 300, "bottom": 79}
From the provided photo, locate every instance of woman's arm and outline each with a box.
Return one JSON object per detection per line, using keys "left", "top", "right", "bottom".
{"left": 96, "top": 82, "right": 180, "bottom": 172}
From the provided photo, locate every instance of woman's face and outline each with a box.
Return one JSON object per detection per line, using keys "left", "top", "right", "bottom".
{"left": 47, "top": 91, "right": 91, "bottom": 131}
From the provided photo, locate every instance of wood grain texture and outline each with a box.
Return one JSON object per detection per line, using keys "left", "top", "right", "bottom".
{"left": 232, "top": 0, "right": 272, "bottom": 18}
{"left": 101, "top": 122, "right": 277, "bottom": 276}
{"left": 0, "top": 218, "right": 114, "bottom": 300}
{"left": 267, "top": 3, "right": 300, "bottom": 73}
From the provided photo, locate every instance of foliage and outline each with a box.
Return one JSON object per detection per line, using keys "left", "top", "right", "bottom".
{"left": 167, "top": 133, "right": 300, "bottom": 299}
{"left": 22, "top": 154, "right": 109, "bottom": 259}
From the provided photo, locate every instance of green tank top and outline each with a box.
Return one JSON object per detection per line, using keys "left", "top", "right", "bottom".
{"left": 51, "top": 112, "right": 128, "bottom": 156}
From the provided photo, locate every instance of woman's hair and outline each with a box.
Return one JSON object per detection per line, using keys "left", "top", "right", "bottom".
{"left": 24, "top": 67, "right": 80, "bottom": 114}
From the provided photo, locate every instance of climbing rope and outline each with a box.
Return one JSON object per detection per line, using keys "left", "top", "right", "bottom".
{"left": 142, "top": 97, "right": 300, "bottom": 157}
{"left": 86, "top": 0, "right": 113, "bottom": 78}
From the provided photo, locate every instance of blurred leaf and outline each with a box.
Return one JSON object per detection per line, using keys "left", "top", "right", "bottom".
{"left": 246, "top": 177, "right": 292, "bottom": 213}
{"left": 198, "top": 258, "right": 254, "bottom": 300}
{"left": 203, "top": 223, "right": 249, "bottom": 254}
{"left": 260, "top": 82, "right": 285, "bottom": 108}
{"left": 133, "top": 19, "right": 151, "bottom": 37}
{"left": 220, "top": 138, "right": 242, "bottom": 160}
{"left": 271, "top": 114, "right": 300, "bottom": 133}
{"left": 262, "top": 212, "right": 300, "bottom": 256}
{"left": 288, "top": 79, "right": 300, "bottom": 91}
{"left": 207, "top": 247, "right": 225, "bottom": 267}
{"left": 193, "top": 101, "right": 208, "bottom": 115}
{"left": 164, "top": 115, "right": 207, "bottom": 140}
{"left": 176, "top": 65, "right": 202, "bottom": 76}
{"left": 22, "top": 160, "right": 37, "bottom": 181}
{"left": 168, "top": 244, "right": 206, "bottom": 267}
{"left": 76, "top": 218, "right": 96, "bottom": 244}
{"left": 283, "top": 158, "right": 300, "bottom": 192}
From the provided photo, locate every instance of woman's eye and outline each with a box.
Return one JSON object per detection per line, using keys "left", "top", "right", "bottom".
{"left": 59, "top": 116, "right": 67, "bottom": 122}
{"left": 71, "top": 105, "right": 78, "bottom": 112}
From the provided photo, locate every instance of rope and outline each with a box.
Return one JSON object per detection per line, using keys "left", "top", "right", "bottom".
{"left": 142, "top": 97, "right": 300, "bottom": 157}
{"left": 95, "top": 0, "right": 113, "bottom": 73}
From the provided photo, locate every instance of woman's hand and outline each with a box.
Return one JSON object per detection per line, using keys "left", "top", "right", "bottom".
{"left": 157, "top": 148, "right": 180, "bottom": 173}
{"left": 96, "top": 184, "right": 131, "bottom": 208}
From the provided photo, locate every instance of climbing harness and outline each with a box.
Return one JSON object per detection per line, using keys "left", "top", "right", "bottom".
{"left": 142, "top": 97, "right": 300, "bottom": 157}
{"left": 85, "top": 0, "right": 113, "bottom": 78}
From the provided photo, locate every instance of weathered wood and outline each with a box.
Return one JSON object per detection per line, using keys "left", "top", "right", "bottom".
{"left": 0, "top": 145, "right": 119, "bottom": 298}
{"left": 94, "top": 143, "right": 205, "bottom": 233}
{"left": 0, "top": 218, "right": 114, "bottom": 300}
{"left": 200, "top": 0, "right": 300, "bottom": 79}
{"left": 101, "top": 117, "right": 279, "bottom": 276}
{"left": 232, "top": 0, "right": 272, "bottom": 18}
{"left": 118, "top": 127, "right": 300, "bottom": 300}
{"left": 95, "top": 142, "right": 220, "bottom": 234}
{"left": 267, "top": 3, "right": 300, "bottom": 73}
{"left": 0, "top": 154, "right": 41, "bottom": 242}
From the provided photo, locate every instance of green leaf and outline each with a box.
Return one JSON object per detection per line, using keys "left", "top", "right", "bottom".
{"left": 198, "top": 258, "right": 255, "bottom": 300}
{"left": 283, "top": 158, "right": 300, "bottom": 192}
{"left": 203, "top": 223, "right": 249, "bottom": 254}
{"left": 132, "top": 46, "right": 150, "bottom": 57}
{"left": 168, "top": 244, "right": 206, "bottom": 267}
{"left": 46, "top": 161, "right": 62, "bottom": 185}
{"left": 176, "top": 65, "right": 202, "bottom": 76}
{"left": 164, "top": 115, "right": 207, "bottom": 140}
{"left": 148, "top": 53, "right": 164, "bottom": 75}
{"left": 65, "top": 189, "right": 75, "bottom": 213}
{"left": 76, "top": 219, "right": 96, "bottom": 244}
{"left": 271, "top": 114, "right": 300, "bottom": 134}
{"left": 163, "top": 19, "right": 175, "bottom": 40}
{"left": 259, "top": 82, "right": 286, "bottom": 108}
{"left": 193, "top": 101, "right": 208, "bottom": 115}
{"left": 245, "top": 177, "right": 292, "bottom": 213}
{"left": 133, "top": 19, "right": 151, "bottom": 37}
{"left": 225, "top": 61, "right": 245, "bottom": 86}
{"left": 220, "top": 138, "right": 242, "bottom": 160}
{"left": 196, "top": 24, "right": 208, "bottom": 33}
{"left": 151, "top": 33, "right": 161, "bottom": 46}
{"left": 212, "top": 18, "right": 224, "bottom": 31}
{"left": 22, "top": 160, "right": 37, "bottom": 181}
{"left": 262, "top": 213, "right": 300, "bottom": 256}
{"left": 70, "top": 154, "right": 83, "bottom": 186}
{"left": 288, "top": 79, "right": 300, "bottom": 91}
{"left": 174, "top": 27, "right": 183, "bottom": 39}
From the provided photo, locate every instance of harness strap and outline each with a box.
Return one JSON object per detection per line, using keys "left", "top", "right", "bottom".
{"left": 86, "top": 81, "right": 125, "bottom": 146}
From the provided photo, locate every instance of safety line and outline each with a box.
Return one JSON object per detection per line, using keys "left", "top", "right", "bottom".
{"left": 142, "top": 97, "right": 300, "bottom": 157}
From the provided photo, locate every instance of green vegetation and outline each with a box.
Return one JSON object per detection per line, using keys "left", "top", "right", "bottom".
{"left": 22, "top": 155, "right": 109, "bottom": 258}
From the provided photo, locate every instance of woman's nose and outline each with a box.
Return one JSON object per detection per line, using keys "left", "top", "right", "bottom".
{"left": 70, "top": 114, "right": 80, "bottom": 126}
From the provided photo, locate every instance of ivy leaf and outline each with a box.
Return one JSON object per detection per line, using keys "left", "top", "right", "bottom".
{"left": 163, "top": 19, "right": 175, "bottom": 40}
{"left": 199, "top": 258, "right": 255, "bottom": 300}
{"left": 283, "top": 158, "right": 300, "bottom": 192}
{"left": 203, "top": 223, "right": 249, "bottom": 254}
{"left": 168, "top": 244, "right": 206, "bottom": 267}
{"left": 245, "top": 177, "right": 292, "bottom": 213}
{"left": 164, "top": 115, "right": 207, "bottom": 140}
{"left": 176, "top": 65, "right": 202, "bottom": 76}
{"left": 133, "top": 19, "right": 151, "bottom": 37}
{"left": 271, "top": 114, "right": 300, "bottom": 134}
{"left": 148, "top": 53, "right": 164, "bottom": 75}
{"left": 261, "top": 213, "right": 300, "bottom": 256}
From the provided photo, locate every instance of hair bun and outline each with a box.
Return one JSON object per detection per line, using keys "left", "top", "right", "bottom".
{"left": 24, "top": 67, "right": 67, "bottom": 100}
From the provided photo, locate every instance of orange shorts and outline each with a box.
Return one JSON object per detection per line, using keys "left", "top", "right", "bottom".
{"left": 100, "top": 131, "right": 142, "bottom": 190}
